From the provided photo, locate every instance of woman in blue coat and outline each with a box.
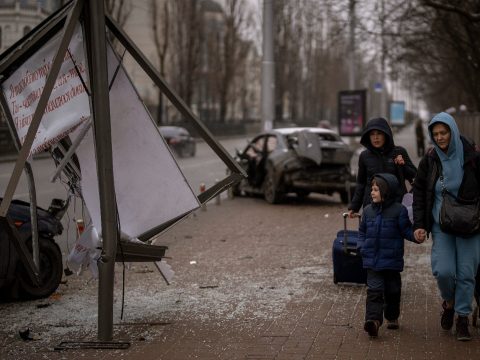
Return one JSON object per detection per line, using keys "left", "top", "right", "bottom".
{"left": 413, "top": 112, "right": 480, "bottom": 341}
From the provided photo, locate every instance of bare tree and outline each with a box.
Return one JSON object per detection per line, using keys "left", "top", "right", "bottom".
{"left": 150, "top": 0, "right": 171, "bottom": 125}
{"left": 273, "top": 0, "right": 296, "bottom": 123}
{"left": 216, "top": 0, "right": 252, "bottom": 123}
{"left": 105, "top": 0, "right": 131, "bottom": 26}
{"left": 105, "top": 0, "right": 132, "bottom": 44}
{"left": 423, "top": 0, "right": 480, "bottom": 22}
{"left": 394, "top": 0, "right": 480, "bottom": 111}
{"left": 272, "top": 0, "right": 359, "bottom": 125}
{"left": 170, "top": 0, "right": 204, "bottom": 110}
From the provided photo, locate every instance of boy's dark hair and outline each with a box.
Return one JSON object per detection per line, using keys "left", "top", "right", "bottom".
{"left": 372, "top": 176, "right": 389, "bottom": 201}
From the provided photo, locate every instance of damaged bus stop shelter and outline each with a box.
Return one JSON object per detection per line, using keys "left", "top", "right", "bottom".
{"left": 0, "top": 0, "right": 245, "bottom": 348}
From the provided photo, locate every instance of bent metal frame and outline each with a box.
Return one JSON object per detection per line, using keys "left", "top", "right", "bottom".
{"left": 0, "top": 0, "right": 246, "bottom": 348}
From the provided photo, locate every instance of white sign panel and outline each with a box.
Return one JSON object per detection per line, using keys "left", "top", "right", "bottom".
{"left": 1, "top": 22, "right": 199, "bottom": 239}
{"left": 1, "top": 23, "right": 89, "bottom": 155}
{"left": 73, "top": 43, "right": 200, "bottom": 238}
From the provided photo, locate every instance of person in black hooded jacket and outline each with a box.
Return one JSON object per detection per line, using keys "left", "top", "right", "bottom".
{"left": 348, "top": 117, "right": 417, "bottom": 217}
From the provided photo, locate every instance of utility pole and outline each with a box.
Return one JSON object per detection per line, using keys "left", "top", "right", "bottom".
{"left": 348, "top": 0, "right": 356, "bottom": 91}
{"left": 346, "top": 0, "right": 357, "bottom": 148}
{"left": 261, "top": 0, "right": 274, "bottom": 131}
{"left": 380, "top": 0, "right": 387, "bottom": 118}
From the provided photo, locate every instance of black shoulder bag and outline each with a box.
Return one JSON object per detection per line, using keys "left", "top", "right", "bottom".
{"left": 439, "top": 174, "right": 480, "bottom": 237}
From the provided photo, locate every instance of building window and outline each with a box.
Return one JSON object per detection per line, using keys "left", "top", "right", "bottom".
{"left": 23, "top": 26, "right": 32, "bottom": 36}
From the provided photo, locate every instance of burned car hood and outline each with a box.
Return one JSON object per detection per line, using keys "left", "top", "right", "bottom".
{"left": 294, "top": 130, "right": 352, "bottom": 165}
{"left": 296, "top": 131, "right": 322, "bottom": 165}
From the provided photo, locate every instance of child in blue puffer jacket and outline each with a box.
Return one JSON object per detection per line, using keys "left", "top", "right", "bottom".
{"left": 358, "top": 173, "right": 423, "bottom": 338}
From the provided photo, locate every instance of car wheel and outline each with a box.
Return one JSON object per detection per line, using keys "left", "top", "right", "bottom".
{"left": 231, "top": 183, "right": 242, "bottom": 197}
{"left": 17, "top": 237, "right": 63, "bottom": 300}
{"left": 178, "top": 147, "right": 187, "bottom": 158}
{"left": 263, "top": 168, "right": 283, "bottom": 204}
{"left": 228, "top": 180, "right": 242, "bottom": 198}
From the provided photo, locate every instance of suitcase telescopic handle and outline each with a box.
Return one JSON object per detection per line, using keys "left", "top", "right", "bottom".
{"left": 341, "top": 212, "right": 361, "bottom": 254}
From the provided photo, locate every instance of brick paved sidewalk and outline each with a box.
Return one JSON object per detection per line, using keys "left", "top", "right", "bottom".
{"left": 135, "top": 200, "right": 480, "bottom": 360}
{"left": 117, "top": 198, "right": 480, "bottom": 360}
{"left": 2, "top": 195, "right": 478, "bottom": 360}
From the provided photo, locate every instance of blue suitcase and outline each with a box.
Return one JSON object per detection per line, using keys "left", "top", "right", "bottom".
{"left": 332, "top": 213, "right": 367, "bottom": 284}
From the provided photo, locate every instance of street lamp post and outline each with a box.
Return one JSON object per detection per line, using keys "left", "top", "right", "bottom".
{"left": 261, "top": 0, "right": 274, "bottom": 131}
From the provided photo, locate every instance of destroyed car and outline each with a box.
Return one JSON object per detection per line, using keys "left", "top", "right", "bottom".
{"left": 231, "top": 127, "right": 355, "bottom": 204}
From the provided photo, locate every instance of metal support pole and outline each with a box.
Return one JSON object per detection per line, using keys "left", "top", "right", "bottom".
{"left": 261, "top": 0, "right": 275, "bottom": 131}
{"left": 84, "top": 0, "right": 118, "bottom": 341}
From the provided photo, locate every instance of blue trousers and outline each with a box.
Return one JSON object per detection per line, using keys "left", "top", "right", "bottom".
{"left": 431, "top": 223, "right": 480, "bottom": 316}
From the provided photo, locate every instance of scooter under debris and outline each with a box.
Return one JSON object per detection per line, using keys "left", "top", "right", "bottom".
{"left": 0, "top": 197, "right": 68, "bottom": 300}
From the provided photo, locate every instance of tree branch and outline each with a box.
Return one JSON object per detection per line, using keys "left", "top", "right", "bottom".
{"left": 423, "top": 0, "right": 480, "bottom": 22}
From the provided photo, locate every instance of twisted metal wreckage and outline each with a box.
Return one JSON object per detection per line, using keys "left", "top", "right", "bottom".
{"left": 0, "top": 0, "right": 245, "bottom": 348}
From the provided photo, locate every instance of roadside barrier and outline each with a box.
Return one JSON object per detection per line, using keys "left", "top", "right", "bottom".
{"left": 200, "top": 183, "right": 207, "bottom": 211}
{"left": 199, "top": 180, "right": 224, "bottom": 212}
{"left": 215, "top": 179, "right": 221, "bottom": 205}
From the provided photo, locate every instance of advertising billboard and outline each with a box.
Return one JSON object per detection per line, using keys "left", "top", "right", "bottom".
{"left": 1, "top": 23, "right": 90, "bottom": 156}
{"left": 0, "top": 23, "right": 200, "bottom": 239}
{"left": 338, "top": 90, "right": 366, "bottom": 136}
{"left": 390, "top": 101, "right": 406, "bottom": 126}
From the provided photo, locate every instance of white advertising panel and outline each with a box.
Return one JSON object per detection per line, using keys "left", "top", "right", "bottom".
{"left": 1, "top": 23, "right": 89, "bottom": 155}
{"left": 1, "top": 22, "right": 200, "bottom": 239}
{"left": 73, "top": 43, "right": 200, "bottom": 238}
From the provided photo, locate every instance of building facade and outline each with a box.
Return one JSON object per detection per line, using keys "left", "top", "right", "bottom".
{"left": 0, "top": 0, "right": 58, "bottom": 53}
{"left": 0, "top": 0, "right": 59, "bottom": 153}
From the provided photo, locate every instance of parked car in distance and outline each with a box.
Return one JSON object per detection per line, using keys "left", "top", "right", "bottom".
{"left": 159, "top": 126, "right": 196, "bottom": 157}
{"left": 317, "top": 120, "right": 332, "bottom": 129}
{"left": 230, "top": 127, "right": 355, "bottom": 204}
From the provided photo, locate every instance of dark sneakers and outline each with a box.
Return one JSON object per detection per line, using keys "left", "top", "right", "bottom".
{"left": 386, "top": 319, "right": 399, "bottom": 329}
{"left": 441, "top": 301, "right": 455, "bottom": 330}
{"left": 364, "top": 320, "right": 380, "bottom": 337}
{"left": 456, "top": 316, "right": 472, "bottom": 341}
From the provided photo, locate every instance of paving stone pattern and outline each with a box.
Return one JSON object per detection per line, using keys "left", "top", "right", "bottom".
{"left": 1, "top": 195, "right": 479, "bottom": 360}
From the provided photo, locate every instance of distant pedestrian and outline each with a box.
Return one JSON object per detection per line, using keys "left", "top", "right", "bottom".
{"left": 348, "top": 117, "right": 417, "bottom": 217}
{"left": 415, "top": 119, "right": 425, "bottom": 157}
{"left": 358, "top": 173, "right": 422, "bottom": 338}
{"left": 413, "top": 112, "right": 480, "bottom": 341}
